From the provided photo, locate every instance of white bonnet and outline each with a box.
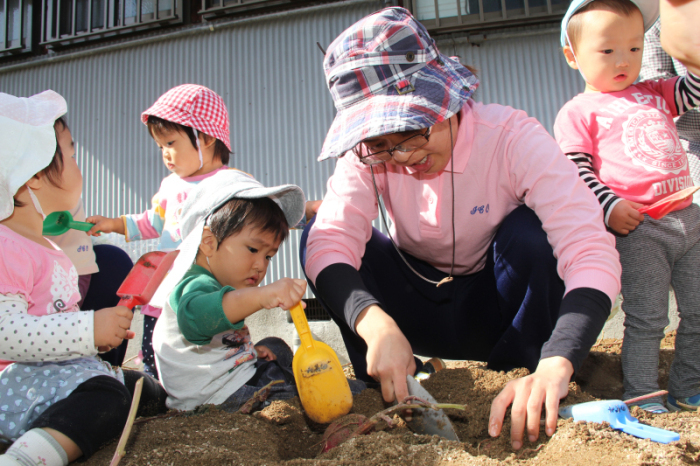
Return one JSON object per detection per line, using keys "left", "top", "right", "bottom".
{"left": 0, "top": 90, "right": 67, "bottom": 221}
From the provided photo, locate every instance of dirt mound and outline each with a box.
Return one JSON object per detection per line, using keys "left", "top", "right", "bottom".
{"left": 83, "top": 334, "right": 700, "bottom": 466}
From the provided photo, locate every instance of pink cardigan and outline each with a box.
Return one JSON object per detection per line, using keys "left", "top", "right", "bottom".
{"left": 306, "top": 100, "right": 621, "bottom": 303}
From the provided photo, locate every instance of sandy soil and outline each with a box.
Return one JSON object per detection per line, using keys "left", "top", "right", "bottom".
{"left": 76, "top": 332, "right": 700, "bottom": 465}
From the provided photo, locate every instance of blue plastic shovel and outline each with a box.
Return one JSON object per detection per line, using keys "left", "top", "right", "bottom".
{"left": 559, "top": 400, "right": 679, "bottom": 444}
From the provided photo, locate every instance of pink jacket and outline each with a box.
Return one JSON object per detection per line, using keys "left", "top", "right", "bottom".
{"left": 305, "top": 101, "right": 622, "bottom": 302}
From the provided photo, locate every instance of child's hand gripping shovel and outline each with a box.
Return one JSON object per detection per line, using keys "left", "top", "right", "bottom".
{"left": 100, "top": 250, "right": 178, "bottom": 349}
{"left": 109, "top": 250, "right": 178, "bottom": 466}
{"left": 289, "top": 302, "right": 353, "bottom": 424}
{"left": 559, "top": 400, "right": 680, "bottom": 444}
{"left": 116, "top": 250, "right": 179, "bottom": 310}
{"left": 42, "top": 210, "right": 97, "bottom": 236}
{"left": 637, "top": 186, "right": 700, "bottom": 220}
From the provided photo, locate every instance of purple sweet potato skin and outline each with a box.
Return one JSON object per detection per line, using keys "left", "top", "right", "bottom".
{"left": 320, "top": 414, "right": 372, "bottom": 453}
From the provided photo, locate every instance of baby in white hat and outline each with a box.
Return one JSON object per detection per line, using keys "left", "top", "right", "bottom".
{"left": 0, "top": 91, "right": 168, "bottom": 466}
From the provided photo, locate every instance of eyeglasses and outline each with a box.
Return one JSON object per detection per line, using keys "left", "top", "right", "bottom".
{"left": 352, "top": 127, "right": 431, "bottom": 165}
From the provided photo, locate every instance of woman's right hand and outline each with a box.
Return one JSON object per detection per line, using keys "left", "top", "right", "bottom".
{"left": 356, "top": 304, "right": 416, "bottom": 403}
{"left": 94, "top": 306, "right": 134, "bottom": 350}
{"left": 85, "top": 215, "right": 125, "bottom": 236}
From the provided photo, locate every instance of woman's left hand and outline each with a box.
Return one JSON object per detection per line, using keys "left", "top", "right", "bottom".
{"left": 487, "top": 356, "right": 573, "bottom": 450}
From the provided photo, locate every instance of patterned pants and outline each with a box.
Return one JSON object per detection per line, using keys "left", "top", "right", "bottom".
{"left": 142, "top": 315, "right": 158, "bottom": 378}
{"left": 618, "top": 204, "right": 700, "bottom": 402}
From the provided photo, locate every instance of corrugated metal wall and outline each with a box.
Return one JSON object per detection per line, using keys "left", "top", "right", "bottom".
{"left": 0, "top": 10, "right": 586, "bottom": 288}
{"left": 436, "top": 25, "right": 585, "bottom": 133}
{"left": 0, "top": 0, "right": 385, "bottom": 289}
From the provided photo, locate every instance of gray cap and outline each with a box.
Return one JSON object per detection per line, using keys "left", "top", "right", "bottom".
{"left": 560, "top": 0, "right": 659, "bottom": 47}
{"left": 150, "top": 169, "right": 306, "bottom": 307}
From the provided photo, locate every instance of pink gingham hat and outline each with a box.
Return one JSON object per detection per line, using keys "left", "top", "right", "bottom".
{"left": 141, "top": 84, "right": 231, "bottom": 151}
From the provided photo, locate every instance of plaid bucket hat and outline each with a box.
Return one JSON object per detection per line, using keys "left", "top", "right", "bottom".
{"left": 318, "top": 7, "right": 479, "bottom": 161}
{"left": 560, "top": 0, "right": 659, "bottom": 46}
{"left": 141, "top": 84, "right": 231, "bottom": 151}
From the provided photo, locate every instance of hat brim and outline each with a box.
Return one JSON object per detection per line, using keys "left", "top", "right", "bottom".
{"left": 560, "top": 0, "right": 659, "bottom": 46}
{"left": 318, "top": 55, "right": 479, "bottom": 161}
{"left": 149, "top": 174, "right": 306, "bottom": 308}
{"left": 232, "top": 184, "right": 306, "bottom": 228}
{"left": 142, "top": 103, "right": 189, "bottom": 125}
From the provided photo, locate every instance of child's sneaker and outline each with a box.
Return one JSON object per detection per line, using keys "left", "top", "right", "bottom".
{"left": 667, "top": 393, "right": 700, "bottom": 412}
{"left": 637, "top": 402, "right": 669, "bottom": 414}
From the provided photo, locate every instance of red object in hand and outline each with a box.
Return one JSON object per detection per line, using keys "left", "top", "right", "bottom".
{"left": 116, "top": 251, "right": 179, "bottom": 309}
{"left": 637, "top": 186, "right": 700, "bottom": 220}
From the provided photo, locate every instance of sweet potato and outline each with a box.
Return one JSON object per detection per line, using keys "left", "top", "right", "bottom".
{"left": 320, "top": 413, "right": 374, "bottom": 453}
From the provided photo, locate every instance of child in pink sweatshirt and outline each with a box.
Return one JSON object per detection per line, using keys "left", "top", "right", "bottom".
{"left": 555, "top": 0, "right": 700, "bottom": 413}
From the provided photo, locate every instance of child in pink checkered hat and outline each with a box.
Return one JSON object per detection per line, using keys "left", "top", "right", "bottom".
{"left": 86, "top": 84, "right": 234, "bottom": 378}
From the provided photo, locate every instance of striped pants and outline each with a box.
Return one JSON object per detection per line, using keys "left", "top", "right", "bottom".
{"left": 618, "top": 203, "right": 700, "bottom": 402}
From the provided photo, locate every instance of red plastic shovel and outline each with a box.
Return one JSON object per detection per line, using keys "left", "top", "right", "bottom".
{"left": 116, "top": 251, "right": 179, "bottom": 309}
{"left": 637, "top": 186, "right": 700, "bottom": 220}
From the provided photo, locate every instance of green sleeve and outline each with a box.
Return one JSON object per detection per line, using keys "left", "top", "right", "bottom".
{"left": 169, "top": 273, "right": 245, "bottom": 345}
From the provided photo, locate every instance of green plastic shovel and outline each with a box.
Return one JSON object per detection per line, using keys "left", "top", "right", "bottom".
{"left": 43, "top": 210, "right": 96, "bottom": 236}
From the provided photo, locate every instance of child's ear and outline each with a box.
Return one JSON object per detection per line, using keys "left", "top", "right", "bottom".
{"left": 199, "top": 133, "right": 217, "bottom": 150}
{"left": 563, "top": 45, "right": 579, "bottom": 70}
{"left": 25, "top": 172, "right": 46, "bottom": 191}
{"left": 198, "top": 227, "right": 219, "bottom": 257}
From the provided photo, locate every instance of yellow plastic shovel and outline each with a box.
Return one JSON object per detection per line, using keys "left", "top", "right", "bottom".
{"left": 289, "top": 302, "right": 352, "bottom": 424}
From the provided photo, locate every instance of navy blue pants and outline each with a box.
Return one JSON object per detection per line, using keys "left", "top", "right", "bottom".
{"left": 140, "top": 315, "right": 158, "bottom": 378}
{"left": 220, "top": 337, "right": 365, "bottom": 412}
{"left": 30, "top": 371, "right": 166, "bottom": 460}
{"left": 81, "top": 244, "right": 134, "bottom": 367}
{"left": 300, "top": 205, "right": 564, "bottom": 382}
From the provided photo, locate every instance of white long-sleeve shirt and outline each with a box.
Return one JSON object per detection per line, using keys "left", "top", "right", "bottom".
{"left": 0, "top": 225, "right": 96, "bottom": 371}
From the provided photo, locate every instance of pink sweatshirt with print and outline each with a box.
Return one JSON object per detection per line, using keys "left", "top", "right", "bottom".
{"left": 305, "top": 101, "right": 621, "bottom": 303}
{"left": 555, "top": 79, "right": 691, "bottom": 210}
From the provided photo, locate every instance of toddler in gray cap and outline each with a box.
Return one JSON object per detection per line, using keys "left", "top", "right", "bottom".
{"left": 151, "top": 169, "right": 363, "bottom": 412}
{"left": 556, "top": 0, "right": 700, "bottom": 413}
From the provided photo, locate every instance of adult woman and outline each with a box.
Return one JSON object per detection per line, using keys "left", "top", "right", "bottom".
{"left": 300, "top": 7, "right": 621, "bottom": 449}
